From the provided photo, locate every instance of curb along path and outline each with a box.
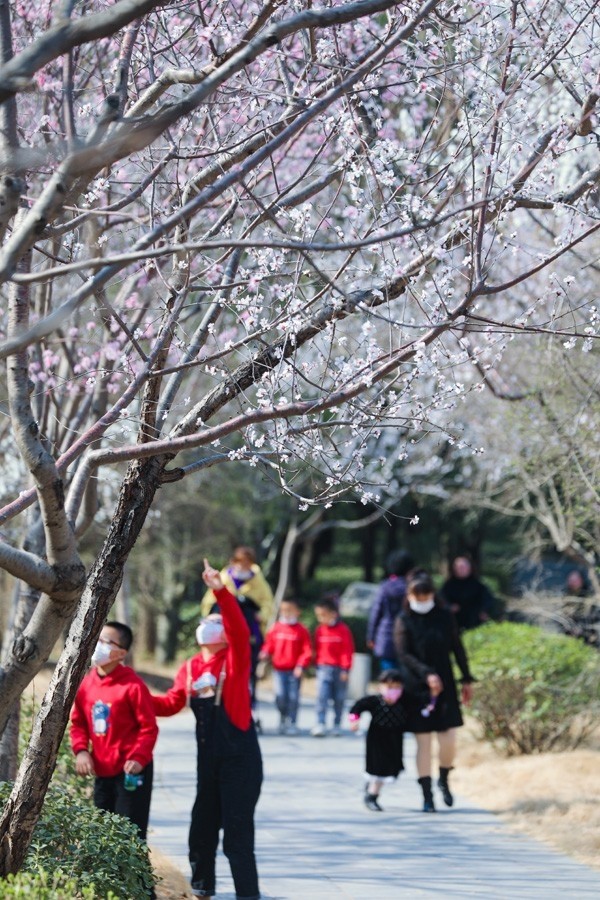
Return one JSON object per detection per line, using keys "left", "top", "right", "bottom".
{"left": 150, "top": 692, "right": 600, "bottom": 899}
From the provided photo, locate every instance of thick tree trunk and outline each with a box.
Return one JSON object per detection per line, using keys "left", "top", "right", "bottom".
{"left": 115, "top": 565, "right": 133, "bottom": 629}
{"left": 0, "top": 236, "right": 86, "bottom": 737}
{"left": 0, "top": 704, "right": 19, "bottom": 782}
{"left": 0, "top": 575, "right": 43, "bottom": 779}
{"left": 0, "top": 589, "right": 81, "bottom": 737}
{"left": 0, "top": 574, "right": 16, "bottom": 646}
{"left": 0, "top": 454, "right": 165, "bottom": 876}
{"left": 0, "top": 581, "right": 21, "bottom": 782}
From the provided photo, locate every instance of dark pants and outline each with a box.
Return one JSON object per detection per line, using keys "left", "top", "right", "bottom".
{"left": 93, "top": 761, "right": 153, "bottom": 840}
{"left": 190, "top": 699, "right": 263, "bottom": 899}
{"left": 250, "top": 641, "right": 261, "bottom": 711}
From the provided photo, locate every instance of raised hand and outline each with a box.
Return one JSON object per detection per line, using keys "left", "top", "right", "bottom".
{"left": 202, "top": 558, "right": 223, "bottom": 591}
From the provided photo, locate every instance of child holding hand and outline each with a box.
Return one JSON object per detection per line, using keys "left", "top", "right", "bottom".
{"left": 349, "top": 669, "right": 423, "bottom": 812}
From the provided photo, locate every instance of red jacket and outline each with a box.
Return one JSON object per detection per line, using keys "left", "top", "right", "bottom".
{"left": 152, "top": 585, "right": 252, "bottom": 730}
{"left": 70, "top": 664, "right": 158, "bottom": 778}
{"left": 262, "top": 621, "right": 313, "bottom": 670}
{"left": 314, "top": 620, "right": 354, "bottom": 670}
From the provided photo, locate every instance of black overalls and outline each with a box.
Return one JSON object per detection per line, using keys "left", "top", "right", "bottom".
{"left": 188, "top": 671, "right": 263, "bottom": 899}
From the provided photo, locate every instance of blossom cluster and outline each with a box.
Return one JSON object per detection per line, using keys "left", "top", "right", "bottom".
{"left": 0, "top": 0, "right": 598, "bottom": 516}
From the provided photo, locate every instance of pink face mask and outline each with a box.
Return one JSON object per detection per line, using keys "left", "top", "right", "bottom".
{"left": 382, "top": 687, "right": 403, "bottom": 703}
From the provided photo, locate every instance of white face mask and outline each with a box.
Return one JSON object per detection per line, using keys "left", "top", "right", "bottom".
{"left": 279, "top": 616, "right": 298, "bottom": 625}
{"left": 91, "top": 641, "right": 113, "bottom": 666}
{"left": 196, "top": 620, "right": 226, "bottom": 646}
{"left": 409, "top": 598, "right": 435, "bottom": 615}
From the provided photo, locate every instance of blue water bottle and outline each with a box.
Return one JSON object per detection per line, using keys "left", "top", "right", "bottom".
{"left": 124, "top": 772, "right": 144, "bottom": 791}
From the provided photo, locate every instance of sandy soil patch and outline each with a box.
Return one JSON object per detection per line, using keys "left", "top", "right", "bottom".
{"left": 150, "top": 848, "right": 191, "bottom": 900}
{"left": 453, "top": 718, "right": 600, "bottom": 871}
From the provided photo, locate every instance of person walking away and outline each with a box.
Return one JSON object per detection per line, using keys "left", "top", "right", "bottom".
{"left": 70, "top": 621, "right": 158, "bottom": 841}
{"left": 367, "top": 550, "right": 414, "bottom": 670}
{"left": 153, "top": 559, "right": 262, "bottom": 900}
{"left": 439, "top": 556, "right": 495, "bottom": 631}
{"left": 311, "top": 597, "right": 354, "bottom": 737}
{"left": 259, "top": 598, "right": 312, "bottom": 734}
{"left": 348, "top": 669, "right": 427, "bottom": 812}
{"left": 393, "top": 573, "right": 474, "bottom": 812}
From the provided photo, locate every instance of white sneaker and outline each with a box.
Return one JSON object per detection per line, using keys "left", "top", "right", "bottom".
{"left": 278, "top": 721, "right": 287, "bottom": 735}
{"left": 286, "top": 724, "right": 301, "bottom": 736}
{"left": 331, "top": 725, "right": 343, "bottom": 737}
{"left": 311, "top": 724, "right": 326, "bottom": 737}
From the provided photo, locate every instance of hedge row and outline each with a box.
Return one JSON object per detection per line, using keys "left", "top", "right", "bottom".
{"left": 463, "top": 621, "right": 600, "bottom": 754}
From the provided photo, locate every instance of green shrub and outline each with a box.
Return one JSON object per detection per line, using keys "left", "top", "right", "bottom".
{"left": 463, "top": 621, "right": 600, "bottom": 755}
{"left": 0, "top": 869, "right": 117, "bottom": 898}
{"left": 0, "top": 783, "right": 154, "bottom": 899}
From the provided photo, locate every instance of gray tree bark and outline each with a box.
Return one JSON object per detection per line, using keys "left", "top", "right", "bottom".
{"left": 0, "top": 452, "right": 166, "bottom": 874}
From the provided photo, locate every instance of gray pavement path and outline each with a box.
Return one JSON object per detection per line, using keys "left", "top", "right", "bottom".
{"left": 150, "top": 691, "right": 600, "bottom": 899}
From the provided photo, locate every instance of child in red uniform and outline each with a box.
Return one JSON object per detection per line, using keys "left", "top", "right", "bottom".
{"left": 70, "top": 621, "right": 158, "bottom": 840}
{"left": 152, "top": 559, "right": 262, "bottom": 900}
{"left": 260, "top": 599, "right": 312, "bottom": 735}
{"left": 311, "top": 597, "right": 355, "bottom": 737}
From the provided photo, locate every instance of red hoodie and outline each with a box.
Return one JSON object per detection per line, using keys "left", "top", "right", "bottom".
{"left": 152, "top": 585, "right": 252, "bottom": 730}
{"left": 70, "top": 665, "right": 158, "bottom": 778}
{"left": 314, "top": 620, "right": 354, "bottom": 670}
{"left": 262, "top": 621, "right": 313, "bottom": 670}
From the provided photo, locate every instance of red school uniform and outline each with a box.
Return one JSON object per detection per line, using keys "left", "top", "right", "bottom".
{"left": 314, "top": 619, "right": 354, "bottom": 670}
{"left": 262, "top": 621, "right": 313, "bottom": 670}
{"left": 70, "top": 664, "right": 158, "bottom": 778}
{"left": 152, "top": 585, "right": 253, "bottom": 731}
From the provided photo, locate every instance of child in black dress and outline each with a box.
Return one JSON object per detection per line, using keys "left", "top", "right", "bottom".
{"left": 348, "top": 669, "right": 423, "bottom": 812}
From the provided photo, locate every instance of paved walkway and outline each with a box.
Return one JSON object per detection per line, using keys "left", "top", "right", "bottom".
{"left": 150, "top": 692, "right": 600, "bottom": 899}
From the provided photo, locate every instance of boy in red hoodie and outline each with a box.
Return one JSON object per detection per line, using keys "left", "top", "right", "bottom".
{"left": 312, "top": 597, "right": 355, "bottom": 737}
{"left": 70, "top": 621, "right": 158, "bottom": 840}
{"left": 260, "top": 599, "right": 313, "bottom": 735}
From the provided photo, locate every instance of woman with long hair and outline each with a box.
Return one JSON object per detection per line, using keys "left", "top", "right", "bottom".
{"left": 393, "top": 572, "right": 474, "bottom": 813}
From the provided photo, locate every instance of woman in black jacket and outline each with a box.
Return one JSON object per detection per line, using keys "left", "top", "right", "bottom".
{"left": 393, "top": 573, "right": 474, "bottom": 812}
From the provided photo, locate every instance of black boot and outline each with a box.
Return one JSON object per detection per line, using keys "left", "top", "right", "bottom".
{"left": 364, "top": 791, "right": 383, "bottom": 812}
{"left": 418, "top": 776, "right": 436, "bottom": 812}
{"left": 438, "top": 767, "right": 454, "bottom": 807}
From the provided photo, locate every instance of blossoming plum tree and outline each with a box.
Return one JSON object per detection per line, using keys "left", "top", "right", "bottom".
{"left": 0, "top": 0, "right": 599, "bottom": 871}
{"left": 450, "top": 337, "right": 600, "bottom": 594}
